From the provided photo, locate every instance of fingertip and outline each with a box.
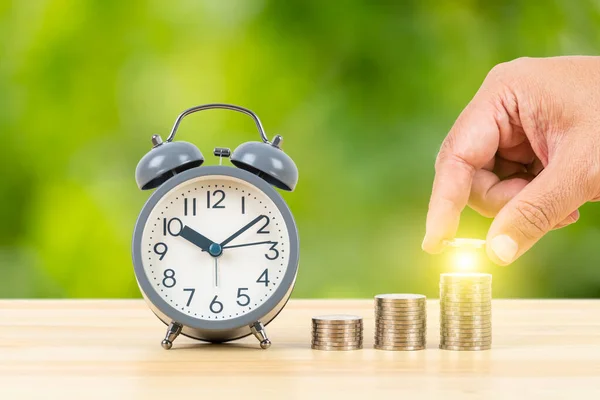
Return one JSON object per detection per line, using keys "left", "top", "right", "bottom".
{"left": 486, "top": 234, "right": 518, "bottom": 266}
{"left": 422, "top": 234, "right": 444, "bottom": 254}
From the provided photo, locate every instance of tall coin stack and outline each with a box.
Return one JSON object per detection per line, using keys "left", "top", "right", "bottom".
{"left": 374, "top": 294, "right": 427, "bottom": 351}
{"left": 439, "top": 272, "right": 492, "bottom": 351}
{"left": 311, "top": 315, "right": 363, "bottom": 351}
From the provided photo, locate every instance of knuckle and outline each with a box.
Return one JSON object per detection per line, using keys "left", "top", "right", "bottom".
{"left": 513, "top": 199, "right": 554, "bottom": 238}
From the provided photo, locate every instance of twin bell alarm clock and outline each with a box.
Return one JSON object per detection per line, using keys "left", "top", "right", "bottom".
{"left": 132, "top": 104, "right": 299, "bottom": 350}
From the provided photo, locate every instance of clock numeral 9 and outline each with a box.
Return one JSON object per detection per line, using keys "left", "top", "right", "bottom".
{"left": 162, "top": 269, "right": 176, "bottom": 288}
{"left": 163, "top": 217, "right": 183, "bottom": 236}
{"left": 257, "top": 269, "right": 270, "bottom": 286}
{"left": 236, "top": 288, "right": 250, "bottom": 306}
{"left": 265, "top": 242, "right": 279, "bottom": 260}
{"left": 207, "top": 190, "right": 226, "bottom": 209}
{"left": 153, "top": 242, "right": 168, "bottom": 260}
{"left": 210, "top": 295, "right": 223, "bottom": 314}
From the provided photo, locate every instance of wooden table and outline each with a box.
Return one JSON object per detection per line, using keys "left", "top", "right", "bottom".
{"left": 1, "top": 300, "right": 600, "bottom": 399}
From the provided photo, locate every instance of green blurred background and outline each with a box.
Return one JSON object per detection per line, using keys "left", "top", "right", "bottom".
{"left": 1, "top": 0, "right": 600, "bottom": 299}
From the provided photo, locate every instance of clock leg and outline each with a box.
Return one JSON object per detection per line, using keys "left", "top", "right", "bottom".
{"left": 161, "top": 321, "right": 183, "bottom": 350}
{"left": 250, "top": 321, "right": 271, "bottom": 349}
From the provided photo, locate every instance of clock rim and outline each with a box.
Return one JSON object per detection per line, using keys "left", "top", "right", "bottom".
{"left": 132, "top": 165, "right": 299, "bottom": 332}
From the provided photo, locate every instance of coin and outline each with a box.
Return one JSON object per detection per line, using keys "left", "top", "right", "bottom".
{"left": 439, "top": 344, "right": 491, "bottom": 351}
{"left": 311, "top": 344, "right": 362, "bottom": 351}
{"left": 375, "top": 294, "right": 426, "bottom": 301}
{"left": 374, "top": 344, "right": 426, "bottom": 351}
{"left": 441, "top": 340, "right": 492, "bottom": 347}
{"left": 312, "top": 315, "right": 362, "bottom": 323}
{"left": 312, "top": 340, "right": 363, "bottom": 346}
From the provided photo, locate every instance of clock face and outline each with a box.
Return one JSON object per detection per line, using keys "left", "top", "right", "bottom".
{"left": 140, "top": 174, "right": 291, "bottom": 322}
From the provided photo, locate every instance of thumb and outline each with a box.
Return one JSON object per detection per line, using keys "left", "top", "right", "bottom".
{"left": 486, "top": 160, "right": 586, "bottom": 265}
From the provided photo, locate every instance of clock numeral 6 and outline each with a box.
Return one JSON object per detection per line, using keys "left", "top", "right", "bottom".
{"left": 207, "top": 190, "right": 226, "bottom": 209}
{"left": 257, "top": 269, "right": 270, "bottom": 287}
{"left": 163, "top": 217, "right": 183, "bottom": 236}
{"left": 210, "top": 295, "right": 224, "bottom": 314}
{"left": 265, "top": 242, "right": 279, "bottom": 260}
{"left": 162, "top": 269, "right": 176, "bottom": 288}
{"left": 153, "top": 242, "right": 168, "bottom": 260}
{"left": 236, "top": 288, "right": 251, "bottom": 306}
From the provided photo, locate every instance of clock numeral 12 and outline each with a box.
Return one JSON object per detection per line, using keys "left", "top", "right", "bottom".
{"left": 207, "top": 190, "right": 226, "bottom": 209}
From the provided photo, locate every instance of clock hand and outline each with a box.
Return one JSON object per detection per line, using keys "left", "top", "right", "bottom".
{"left": 219, "top": 215, "right": 267, "bottom": 247}
{"left": 222, "top": 241, "right": 276, "bottom": 250}
{"left": 214, "top": 257, "right": 219, "bottom": 287}
{"left": 180, "top": 226, "right": 222, "bottom": 257}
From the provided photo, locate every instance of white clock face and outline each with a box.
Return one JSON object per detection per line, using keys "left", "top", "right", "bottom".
{"left": 141, "top": 175, "right": 291, "bottom": 321}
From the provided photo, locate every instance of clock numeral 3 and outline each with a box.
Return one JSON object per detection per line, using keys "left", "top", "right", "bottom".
{"left": 183, "top": 288, "right": 195, "bottom": 306}
{"left": 163, "top": 218, "right": 183, "bottom": 236}
{"left": 257, "top": 216, "right": 270, "bottom": 234}
{"left": 265, "top": 242, "right": 279, "bottom": 260}
{"left": 207, "top": 190, "right": 226, "bottom": 209}
{"left": 257, "top": 269, "right": 270, "bottom": 287}
{"left": 153, "top": 242, "right": 168, "bottom": 260}
{"left": 184, "top": 198, "right": 197, "bottom": 216}
{"left": 210, "top": 295, "right": 224, "bottom": 314}
{"left": 236, "top": 288, "right": 251, "bottom": 306}
{"left": 162, "top": 269, "right": 176, "bottom": 288}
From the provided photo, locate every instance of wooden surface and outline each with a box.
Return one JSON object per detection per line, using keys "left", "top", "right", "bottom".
{"left": 1, "top": 299, "right": 600, "bottom": 399}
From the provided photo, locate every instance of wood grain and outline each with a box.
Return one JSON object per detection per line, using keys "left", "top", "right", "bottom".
{"left": 1, "top": 299, "right": 600, "bottom": 399}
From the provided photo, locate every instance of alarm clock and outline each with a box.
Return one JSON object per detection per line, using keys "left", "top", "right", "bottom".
{"left": 132, "top": 104, "right": 299, "bottom": 350}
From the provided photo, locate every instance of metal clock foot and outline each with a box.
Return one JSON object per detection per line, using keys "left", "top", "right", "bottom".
{"left": 161, "top": 322, "right": 183, "bottom": 350}
{"left": 250, "top": 321, "right": 271, "bottom": 349}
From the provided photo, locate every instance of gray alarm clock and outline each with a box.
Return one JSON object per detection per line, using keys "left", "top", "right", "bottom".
{"left": 132, "top": 104, "right": 299, "bottom": 350}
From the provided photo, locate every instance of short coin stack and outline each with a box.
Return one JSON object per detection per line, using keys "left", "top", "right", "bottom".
{"left": 311, "top": 315, "right": 363, "bottom": 351}
{"left": 374, "top": 294, "right": 427, "bottom": 351}
{"left": 439, "top": 272, "right": 492, "bottom": 351}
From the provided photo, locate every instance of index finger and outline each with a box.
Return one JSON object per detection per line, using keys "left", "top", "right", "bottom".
{"left": 422, "top": 98, "right": 501, "bottom": 253}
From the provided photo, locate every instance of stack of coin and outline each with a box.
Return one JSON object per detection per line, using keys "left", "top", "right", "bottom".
{"left": 374, "top": 294, "right": 427, "bottom": 351}
{"left": 311, "top": 315, "right": 363, "bottom": 351}
{"left": 439, "top": 272, "right": 492, "bottom": 351}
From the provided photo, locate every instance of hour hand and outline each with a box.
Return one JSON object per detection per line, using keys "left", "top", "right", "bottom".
{"left": 180, "top": 226, "right": 216, "bottom": 254}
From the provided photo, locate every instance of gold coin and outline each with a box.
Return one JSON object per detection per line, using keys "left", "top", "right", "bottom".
{"left": 440, "top": 327, "right": 492, "bottom": 337}
{"left": 440, "top": 300, "right": 491, "bottom": 306}
{"left": 311, "top": 344, "right": 362, "bottom": 351}
{"left": 312, "top": 340, "right": 363, "bottom": 347}
{"left": 442, "top": 238, "right": 486, "bottom": 248}
{"left": 376, "top": 316, "right": 426, "bottom": 322}
{"left": 375, "top": 334, "right": 425, "bottom": 341}
{"left": 374, "top": 344, "right": 426, "bottom": 351}
{"left": 441, "top": 340, "right": 492, "bottom": 347}
{"left": 441, "top": 305, "right": 492, "bottom": 311}
{"left": 312, "top": 315, "right": 362, "bottom": 323}
{"left": 441, "top": 332, "right": 492, "bottom": 339}
{"left": 441, "top": 315, "right": 491, "bottom": 321}
{"left": 440, "top": 272, "right": 492, "bottom": 280}
{"left": 376, "top": 323, "right": 426, "bottom": 329}
{"left": 374, "top": 338, "right": 425, "bottom": 345}
{"left": 442, "top": 311, "right": 492, "bottom": 317}
{"left": 439, "top": 344, "right": 491, "bottom": 351}
{"left": 375, "top": 294, "right": 426, "bottom": 301}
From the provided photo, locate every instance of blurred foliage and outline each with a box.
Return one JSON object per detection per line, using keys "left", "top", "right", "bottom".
{"left": 1, "top": 0, "right": 600, "bottom": 299}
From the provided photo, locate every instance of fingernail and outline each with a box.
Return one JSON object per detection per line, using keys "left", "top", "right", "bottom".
{"left": 490, "top": 234, "right": 518, "bottom": 264}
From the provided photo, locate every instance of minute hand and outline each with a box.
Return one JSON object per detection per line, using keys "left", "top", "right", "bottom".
{"left": 220, "top": 215, "right": 267, "bottom": 247}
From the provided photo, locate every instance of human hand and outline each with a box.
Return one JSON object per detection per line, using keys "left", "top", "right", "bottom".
{"left": 422, "top": 56, "right": 600, "bottom": 265}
